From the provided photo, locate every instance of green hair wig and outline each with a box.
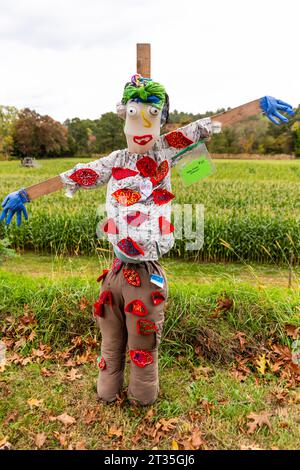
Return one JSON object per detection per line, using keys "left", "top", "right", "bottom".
{"left": 122, "top": 76, "right": 167, "bottom": 110}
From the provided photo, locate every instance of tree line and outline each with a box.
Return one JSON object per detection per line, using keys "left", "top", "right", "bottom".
{"left": 1, "top": 104, "right": 300, "bottom": 159}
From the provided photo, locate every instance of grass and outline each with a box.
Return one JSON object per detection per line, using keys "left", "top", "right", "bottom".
{"left": 2, "top": 252, "right": 300, "bottom": 288}
{"left": 0, "top": 254, "right": 299, "bottom": 357}
{"left": 0, "top": 254, "right": 299, "bottom": 450}
{"left": 0, "top": 158, "right": 300, "bottom": 262}
{"left": 1, "top": 360, "right": 299, "bottom": 450}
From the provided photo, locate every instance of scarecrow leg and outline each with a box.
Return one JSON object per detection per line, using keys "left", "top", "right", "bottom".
{"left": 123, "top": 262, "right": 168, "bottom": 405}
{"left": 95, "top": 270, "right": 127, "bottom": 403}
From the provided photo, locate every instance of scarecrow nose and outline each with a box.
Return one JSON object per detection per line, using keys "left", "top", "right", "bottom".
{"left": 141, "top": 109, "right": 151, "bottom": 128}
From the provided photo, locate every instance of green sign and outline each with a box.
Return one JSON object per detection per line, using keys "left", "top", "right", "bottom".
{"left": 179, "top": 155, "right": 214, "bottom": 186}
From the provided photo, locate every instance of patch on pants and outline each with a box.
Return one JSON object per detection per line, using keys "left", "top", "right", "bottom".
{"left": 129, "top": 349, "right": 153, "bottom": 368}
{"left": 137, "top": 319, "right": 158, "bottom": 335}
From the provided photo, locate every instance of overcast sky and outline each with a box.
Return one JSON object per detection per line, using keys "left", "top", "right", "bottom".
{"left": 0, "top": 0, "right": 299, "bottom": 123}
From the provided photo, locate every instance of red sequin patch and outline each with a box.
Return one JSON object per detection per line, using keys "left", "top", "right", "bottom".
{"left": 152, "top": 189, "right": 175, "bottom": 205}
{"left": 112, "top": 167, "right": 139, "bottom": 180}
{"left": 93, "top": 290, "right": 113, "bottom": 318}
{"left": 97, "top": 356, "right": 106, "bottom": 370}
{"left": 96, "top": 269, "right": 109, "bottom": 283}
{"left": 136, "top": 156, "right": 157, "bottom": 177}
{"left": 137, "top": 319, "right": 158, "bottom": 335}
{"left": 111, "top": 258, "right": 123, "bottom": 274}
{"left": 112, "top": 188, "right": 141, "bottom": 206}
{"left": 117, "top": 237, "right": 144, "bottom": 257}
{"left": 124, "top": 211, "right": 149, "bottom": 227}
{"left": 125, "top": 299, "right": 148, "bottom": 316}
{"left": 165, "top": 130, "right": 194, "bottom": 149}
{"left": 151, "top": 291, "right": 165, "bottom": 305}
{"left": 159, "top": 216, "right": 174, "bottom": 234}
{"left": 150, "top": 160, "right": 169, "bottom": 186}
{"left": 69, "top": 168, "right": 99, "bottom": 186}
{"left": 129, "top": 349, "right": 153, "bottom": 368}
{"left": 123, "top": 268, "right": 141, "bottom": 287}
{"left": 101, "top": 218, "right": 119, "bottom": 235}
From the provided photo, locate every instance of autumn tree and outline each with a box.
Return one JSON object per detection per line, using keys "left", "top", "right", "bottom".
{"left": 0, "top": 105, "right": 18, "bottom": 158}
{"left": 13, "top": 108, "right": 68, "bottom": 158}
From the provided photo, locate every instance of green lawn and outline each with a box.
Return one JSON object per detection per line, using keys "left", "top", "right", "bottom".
{"left": 0, "top": 254, "right": 299, "bottom": 450}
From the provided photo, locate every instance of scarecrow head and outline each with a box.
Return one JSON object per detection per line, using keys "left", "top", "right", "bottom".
{"left": 117, "top": 74, "right": 169, "bottom": 153}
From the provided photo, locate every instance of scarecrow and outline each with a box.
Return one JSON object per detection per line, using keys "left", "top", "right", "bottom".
{"left": 0, "top": 74, "right": 294, "bottom": 405}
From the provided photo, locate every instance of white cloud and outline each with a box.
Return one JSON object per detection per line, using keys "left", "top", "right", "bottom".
{"left": 0, "top": 0, "right": 299, "bottom": 122}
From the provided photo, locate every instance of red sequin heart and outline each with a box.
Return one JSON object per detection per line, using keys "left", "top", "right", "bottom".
{"left": 97, "top": 356, "right": 106, "bottom": 370}
{"left": 112, "top": 167, "right": 139, "bottom": 180}
{"left": 123, "top": 268, "right": 141, "bottom": 287}
{"left": 152, "top": 189, "right": 175, "bottom": 205}
{"left": 150, "top": 160, "right": 169, "bottom": 186}
{"left": 151, "top": 291, "right": 165, "bottom": 305}
{"left": 112, "top": 188, "right": 141, "bottom": 206}
{"left": 137, "top": 319, "right": 158, "bottom": 335}
{"left": 111, "top": 258, "right": 123, "bottom": 274}
{"left": 117, "top": 237, "right": 144, "bottom": 257}
{"left": 129, "top": 349, "right": 153, "bottom": 367}
{"left": 96, "top": 269, "right": 109, "bottom": 283}
{"left": 69, "top": 168, "right": 99, "bottom": 186}
{"left": 125, "top": 299, "right": 148, "bottom": 316}
{"left": 165, "top": 130, "right": 194, "bottom": 149}
{"left": 159, "top": 216, "right": 174, "bottom": 234}
{"left": 136, "top": 156, "right": 157, "bottom": 177}
{"left": 124, "top": 211, "right": 149, "bottom": 227}
{"left": 100, "top": 218, "right": 119, "bottom": 235}
{"left": 93, "top": 290, "right": 112, "bottom": 317}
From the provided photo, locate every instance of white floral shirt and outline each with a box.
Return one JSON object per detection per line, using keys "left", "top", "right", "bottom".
{"left": 60, "top": 118, "right": 212, "bottom": 261}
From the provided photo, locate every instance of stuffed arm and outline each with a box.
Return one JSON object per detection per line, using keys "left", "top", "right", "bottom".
{"left": 0, "top": 151, "right": 118, "bottom": 226}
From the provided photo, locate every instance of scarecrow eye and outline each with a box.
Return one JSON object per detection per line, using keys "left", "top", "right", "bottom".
{"left": 128, "top": 106, "right": 137, "bottom": 116}
{"left": 149, "top": 106, "right": 159, "bottom": 116}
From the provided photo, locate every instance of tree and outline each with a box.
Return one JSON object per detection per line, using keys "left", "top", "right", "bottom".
{"left": 0, "top": 105, "right": 18, "bottom": 158}
{"left": 93, "top": 112, "right": 126, "bottom": 154}
{"left": 13, "top": 108, "right": 68, "bottom": 158}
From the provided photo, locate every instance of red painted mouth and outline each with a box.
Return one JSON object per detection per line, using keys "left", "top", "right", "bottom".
{"left": 133, "top": 135, "right": 153, "bottom": 145}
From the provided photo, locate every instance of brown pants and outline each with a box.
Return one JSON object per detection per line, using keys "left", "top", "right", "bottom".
{"left": 95, "top": 260, "right": 168, "bottom": 405}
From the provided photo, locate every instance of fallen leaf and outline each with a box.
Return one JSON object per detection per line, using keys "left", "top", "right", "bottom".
{"left": 27, "top": 398, "right": 44, "bottom": 409}
{"left": 181, "top": 427, "right": 205, "bottom": 450}
{"left": 235, "top": 331, "right": 247, "bottom": 351}
{"left": 75, "top": 441, "right": 86, "bottom": 450}
{"left": 289, "top": 391, "right": 300, "bottom": 404}
{"left": 66, "top": 368, "right": 82, "bottom": 381}
{"left": 41, "top": 367, "right": 54, "bottom": 377}
{"left": 79, "top": 296, "right": 89, "bottom": 312}
{"left": 35, "top": 432, "right": 46, "bottom": 449}
{"left": 192, "top": 366, "right": 213, "bottom": 380}
{"left": 3, "top": 410, "right": 18, "bottom": 426}
{"left": 108, "top": 426, "right": 123, "bottom": 438}
{"left": 19, "top": 314, "right": 36, "bottom": 325}
{"left": 159, "top": 418, "right": 178, "bottom": 432}
{"left": 53, "top": 431, "right": 68, "bottom": 448}
{"left": 0, "top": 436, "right": 11, "bottom": 450}
{"left": 256, "top": 354, "right": 268, "bottom": 376}
{"left": 27, "top": 331, "right": 37, "bottom": 342}
{"left": 285, "top": 324, "right": 300, "bottom": 340}
{"left": 50, "top": 412, "right": 76, "bottom": 426}
{"left": 172, "top": 440, "right": 179, "bottom": 450}
{"left": 247, "top": 412, "right": 272, "bottom": 434}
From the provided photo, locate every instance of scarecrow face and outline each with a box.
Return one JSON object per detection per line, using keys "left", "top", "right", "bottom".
{"left": 124, "top": 100, "right": 162, "bottom": 153}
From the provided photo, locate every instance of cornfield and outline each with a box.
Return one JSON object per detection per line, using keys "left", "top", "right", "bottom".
{"left": 0, "top": 158, "right": 299, "bottom": 263}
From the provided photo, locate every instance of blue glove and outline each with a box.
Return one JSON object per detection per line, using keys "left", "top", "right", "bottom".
{"left": 0, "top": 188, "right": 30, "bottom": 226}
{"left": 260, "top": 96, "right": 294, "bottom": 125}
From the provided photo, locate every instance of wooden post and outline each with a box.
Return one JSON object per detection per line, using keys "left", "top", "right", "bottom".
{"left": 137, "top": 43, "right": 151, "bottom": 78}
